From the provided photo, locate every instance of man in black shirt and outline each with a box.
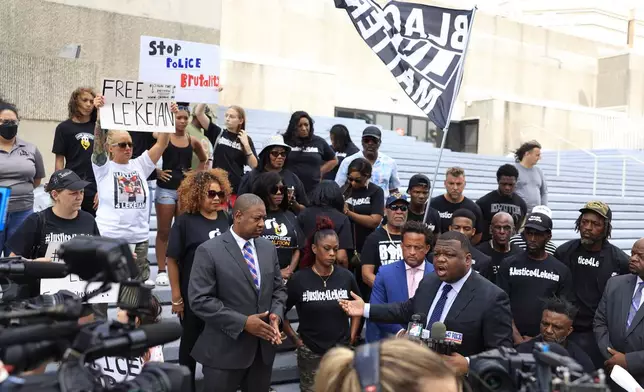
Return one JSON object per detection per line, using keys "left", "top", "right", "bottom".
{"left": 476, "top": 212, "right": 521, "bottom": 281}
{"left": 509, "top": 205, "right": 558, "bottom": 255}
{"left": 554, "top": 201, "right": 629, "bottom": 369}
{"left": 516, "top": 297, "right": 595, "bottom": 373}
{"left": 406, "top": 174, "right": 440, "bottom": 234}
{"left": 430, "top": 167, "right": 484, "bottom": 244}
{"left": 497, "top": 212, "right": 573, "bottom": 344}
{"left": 476, "top": 164, "right": 527, "bottom": 241}
{"left": 449, "top": 209, "right": 492, "bottom": 280}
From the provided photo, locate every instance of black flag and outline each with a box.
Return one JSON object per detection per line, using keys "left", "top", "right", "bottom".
{"left": 335, "top": 0, "right": 475, "bottom": 129}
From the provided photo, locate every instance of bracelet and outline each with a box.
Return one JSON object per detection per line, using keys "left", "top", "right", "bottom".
{"left": 172, "top": 298, "right": 184, "bottom": 306}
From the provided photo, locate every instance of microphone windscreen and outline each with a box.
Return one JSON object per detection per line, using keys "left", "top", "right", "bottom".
{"left": 430, "top": 322, "right": 447, "bottom": 340}
{"left": 23, "top": 262, "right": 68, "bottom": 278}
{"left": 140, "top": 322, "right": 183, "bottom": 347}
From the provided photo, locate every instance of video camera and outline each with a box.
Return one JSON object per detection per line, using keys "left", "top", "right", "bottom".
{"left": 0, "top": 236, "right": 190, "bottom": 392}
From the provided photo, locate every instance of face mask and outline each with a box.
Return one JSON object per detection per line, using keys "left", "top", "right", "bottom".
{"left": 0, "top": 122, "right": 18, "bottom": 140}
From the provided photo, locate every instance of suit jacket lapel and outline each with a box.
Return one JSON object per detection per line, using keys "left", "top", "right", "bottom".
{"left": 626, "top": 277, "right": 644, "bottom": 336}
{"left": 620, "top": 276, "right": 636, "bottom": 335}
{"left": 223, "top": 232, "right": 258, "bottom": 294}
{"left": 395, "top": 262, "right": 408, "bottom": 300}
{"left": 446, "top": 273, "right": 476, "bottom": 321}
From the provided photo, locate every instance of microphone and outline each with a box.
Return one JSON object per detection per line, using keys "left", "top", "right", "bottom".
{"left": 424, "top": 322, "right": 461, "bottom": 355}
{"left": 0, "top": 321, "right": 80, "bottom": 347}
{"left": 84, "top": 321, "right": 182, "bottom": 361}
{"left": 0, "top": 261, "right": 68, "bottom": 278}
{"left": 406, "top": 314, "right": 426, "bottom": 341}
{"left": 2, "top": 340, "right": 66, "bottom": 374}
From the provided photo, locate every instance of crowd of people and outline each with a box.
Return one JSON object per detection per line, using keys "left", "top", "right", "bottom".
{"left": 0, "top": 88, "right": 643, "bottom": 392}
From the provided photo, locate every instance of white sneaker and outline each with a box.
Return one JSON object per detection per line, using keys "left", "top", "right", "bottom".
{"left": 155, "top": 272, "right": 169, "bottom": 286}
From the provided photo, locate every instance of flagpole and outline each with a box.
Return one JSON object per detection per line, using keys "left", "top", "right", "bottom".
{"left": 423, "top": 7, "right": 478, "bottom": 223}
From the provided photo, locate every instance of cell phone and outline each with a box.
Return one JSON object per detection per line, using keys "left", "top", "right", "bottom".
{"left": 0, "top": 187, "right": 11, "bottom": 232}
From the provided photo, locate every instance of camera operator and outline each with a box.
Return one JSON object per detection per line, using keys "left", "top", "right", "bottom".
{"left": 6, "top": 169, "right": 100, "bottom": 301}
{"left": 340, "top": 231, "right": 513, "bottom": 375}
{"left": 516, "top": 296, "right": 594, "bottom": 373}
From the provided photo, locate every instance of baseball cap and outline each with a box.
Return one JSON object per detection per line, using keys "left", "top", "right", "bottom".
{"left": 386, "top": 193, "right": 409, "bottom": 207}
{"left": 523, "top": 212, "right": 553, "bottom": 232}
{"left": 362, "top": 126, "right": 381, "bottom": 140}
{"left": 408, "top": 174, "right": 431, "bottom": 190}
{"left": 45, "top": 169, "right": 90, "bottom": 192}
{"left": 531, "top": 205, "right": 552, "bottom": 219}
{"left": 580, "top": 201, "right": 612, "bottom": 221}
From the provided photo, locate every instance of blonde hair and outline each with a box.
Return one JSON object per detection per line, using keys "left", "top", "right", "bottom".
{"left": 314, "top": 339, "right": 461, "bottom": 392}
{"left": 446, "top": 167, "right": 465, "bottom": 178}
{"left": 106, "top": 130, "right": 131, "bottom": 160}
{"left": 228, "top": 105, "right": 246, "bottom": 132}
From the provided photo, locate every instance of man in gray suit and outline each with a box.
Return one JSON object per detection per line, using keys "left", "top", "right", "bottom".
{"left": 594, "top": 238, "right": 644, "bottom": 386}
{"left": 189, "top": 194, "right": 287, "bottom": 392}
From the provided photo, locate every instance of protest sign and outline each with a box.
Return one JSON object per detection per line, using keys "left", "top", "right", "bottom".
{"left": 40, "top": 242, "right": 120, "bottom": 303}
{"left": 139, "top": 36, "right": 221, "bottom": 103}
{"left": 99, "top": 78, "right": 176, "bottom": 133}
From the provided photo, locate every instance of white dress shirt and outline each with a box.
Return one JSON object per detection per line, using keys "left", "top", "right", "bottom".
{"left": 425, "top": 269, "right": 472, "bottom": 327}
{"left": 230, "top": 226, "right": 261, "bottom": 288}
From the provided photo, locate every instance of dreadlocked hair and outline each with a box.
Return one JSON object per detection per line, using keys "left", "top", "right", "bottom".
{"left": 574, "top": 213, "right": 612, "bottom": 240}
{"left": 300, "top": 216, "right": 338, "bottom": 269}
{"left": 177, "top": 168, "right": 232, "bottom": 214}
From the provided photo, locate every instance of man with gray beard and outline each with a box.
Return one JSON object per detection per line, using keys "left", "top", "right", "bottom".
{"left": 476, "top": 212, "right": 521, "bottom": 281}
{"left": 554, "top": 201, "right": 629, "bottom": 369}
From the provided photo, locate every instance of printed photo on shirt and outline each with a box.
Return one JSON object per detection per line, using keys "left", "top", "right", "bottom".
{"left": 263, "top": 217, "right": 295, "bottom": 248}
{"left": 113, "top": 171, "right": 146, "bottom": 209}
{"left": 75, "top": 132, "right": 94, "bottom": 150}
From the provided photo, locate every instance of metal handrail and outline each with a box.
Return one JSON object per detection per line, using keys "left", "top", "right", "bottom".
{"left": 520, "top": 124, "right": 644, "bottom": 197}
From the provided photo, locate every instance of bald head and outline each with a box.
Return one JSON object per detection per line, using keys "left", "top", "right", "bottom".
{"left": 490, "top": 212, "right": 515, "bottom": 246}
{"left": 232, "top": 194, "right": 267, "bottom": 240}
{"left": 233, "top": 193, "right": 264, "bottom": 215}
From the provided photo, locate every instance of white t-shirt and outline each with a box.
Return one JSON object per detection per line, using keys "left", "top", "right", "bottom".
{"left": 93, "top": 152, "right": 156, "bottom": 243}
{"left": 90, "top": 345, "right": 164, "bottom": 385}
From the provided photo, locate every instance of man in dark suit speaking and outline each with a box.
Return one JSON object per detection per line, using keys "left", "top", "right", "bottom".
{"left": 340, "top": 231, "right": 513, "bottom": 375}
{"left": 189, "top": 193, "right": 287, "bottom": 392}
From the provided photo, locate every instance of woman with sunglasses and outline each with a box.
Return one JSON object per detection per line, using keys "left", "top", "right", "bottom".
{"left": 0, "top": 100, "right": 45, "bottom": 256}
{"left": 341, "top": 158, "right": 384, "bottom": 298}
{"left": 238, "top": 134, "right": 308, "bottom": 212}
{"left": 154, "top": 103, "right": 208, "bottom": 287}
{"left": 166, "top": 168, "right": 231, "bottom": 392}
{"left": 91, "top": 95, "right": 172, "bottom": 303}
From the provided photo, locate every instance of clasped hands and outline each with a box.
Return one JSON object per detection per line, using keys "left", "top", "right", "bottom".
{"left": 244, "top": 311, "right": 282, "bottom": 345}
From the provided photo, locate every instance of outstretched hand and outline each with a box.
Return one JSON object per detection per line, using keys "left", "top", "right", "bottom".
{"left": 338, "top": 291, "right": 365, "bottom": 317}
{"left": 244, "top": 311, "right": 278, "bottom": 342}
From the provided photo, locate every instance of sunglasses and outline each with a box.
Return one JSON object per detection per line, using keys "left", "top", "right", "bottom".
{"left": 207, "top": 190, "right": 226, "bottom": 199}
{"left": 112, "top": 142, "right": 133, "bottom": 149}
{"left": 388, "top": 205, "right": 408, "bottom": 212}
{"left": 271, "top": 185, "right": 285, "bottom": 195}
{"left": 348, "top": 177, "right": 363, "bottom": 184}
{"left": 270, "top": 151, "right": 287, "bottom": 158}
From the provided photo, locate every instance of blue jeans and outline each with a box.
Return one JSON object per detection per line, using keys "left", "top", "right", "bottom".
{"left": 0, "top": 208, "right": 33, "bottom": 256}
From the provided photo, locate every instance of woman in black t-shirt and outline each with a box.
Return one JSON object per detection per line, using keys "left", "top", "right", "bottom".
{"left": 165, "top": 169, "right": 231, "bottom": 391}
{"left": 283, "top": 111, "right": 337, "bottom": 194}
{"left": 194, "top": 104, "right": 258, "bottom": 200}
{"left": 154, "top": 103, "right": 208, "bottom": 287}
{"left": 52, "top": 87, "right": 98, "bottom": 216}
{"left": 238, "top": 134, "right": 308, "bottom": 212}
{"left": 298, "top": 181, "right": 354, "bottom": 268}
{"left": 284, "top": 217, "right": 361, "bottom": 392}
{"left": 324, "top": 124, "right": 360, "bottom": 181}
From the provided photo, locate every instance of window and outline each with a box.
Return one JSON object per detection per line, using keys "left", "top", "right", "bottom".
{"left": 410, "top": 118, "right": 428, "bottom": 141}
{"left": 375, "top": 113, "right": 392, "bottom": 130}
{"left": 392, "top": 115, "right": 407, "bottom": 134}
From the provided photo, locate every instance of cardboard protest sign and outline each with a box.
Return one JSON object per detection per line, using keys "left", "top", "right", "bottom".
{"left": 100, "top": 78, "right": 176, "bottom": 133}
{"left": 139, "top": 36, "right": 221, "bottom": 103}
{"left": 40, "top": 242, "right": 120, "bottom": 303}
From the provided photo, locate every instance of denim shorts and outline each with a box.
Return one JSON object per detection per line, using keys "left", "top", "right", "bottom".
{"left": 155, "top": 187, "right": 178, "bottom": 205}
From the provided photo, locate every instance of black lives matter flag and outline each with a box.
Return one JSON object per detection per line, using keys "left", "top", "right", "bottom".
{"left": 335, "top": 0, "right": 475, "bottom": 129}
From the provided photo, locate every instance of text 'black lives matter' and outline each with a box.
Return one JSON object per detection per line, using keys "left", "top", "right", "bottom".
{"left": 335, "top": 0, "right": 475, "bottom": 128}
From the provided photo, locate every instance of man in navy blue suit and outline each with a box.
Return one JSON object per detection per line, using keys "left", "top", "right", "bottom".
{"left": 366, "top": 220, "right": 435, "bottom": 342}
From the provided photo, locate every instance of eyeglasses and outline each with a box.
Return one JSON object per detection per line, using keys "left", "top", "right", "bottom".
{"left": 0, "top": 119, "right": 18, "bottom": 126}
{"left": 207, "top": 190, "right": 226, "bottom": 199}
{"left": 388, "top": 205, "right": 408, "bottom": 212}
{"left": 348, "top": 177, "right": 363, "bottom": 184}
{"left": 271, "top": 185, "right": 285, "bottom": 195}
{"left": 270, "top": 151, "right": 287, "bottom": 158}
{"left": 112, "top": 142, "right": 133, "bottom": 149}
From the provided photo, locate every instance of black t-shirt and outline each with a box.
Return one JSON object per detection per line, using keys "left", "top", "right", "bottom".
{"left": 470, "top": 246, "right": 493, "bottom": 281}
{"left": 430, "top": 195, "right": 484, "bottom": 234}
{"left": 497, "top": 253, "right": 574, "bottom": 337}
{"left": 476, "top": 241, "right": 521, "bottom": 281}
{"left": 237, "top": 169, "right": 310, "bottom": 207}
{"left": 286, "top": 267, "right": 360, "bottom": 354}
{"left": 129, "top": 131, "right": 157, "bottom": 181}
{"left": 206, "top": 123, "right": 257, "bottom": 194}
{"left": 407, "top": 206, "right": 441, "bottom": 234}
{"left": 297, "top": 206, "right": 354, "bottom": 250}
{"left": 516, "top": 336, "right": 595, "bottom": 373}
{"left": 261, "top": 210, "right": 305, "bottom": 269}
{"left": 565, "top": 248, "right": 603, "bottom": 331}
{"left": 360, "top": 227, "right": 402, "bottom": 274}
{"left": 52, "top": 119, "right": 96, "bottom": 187}
{"left": 345, "top": 183, "right": 384, "bottom": 253}
{"left": 166, "top": 211, "right": 229, "bottom": 296}
{"left": 6, "top": 207, "right": 100, "bottom": 299}
{"left": 284, "top": 135, "right": 335, "bottom": 193}
{"left": 324, "top": 142, "right": 360, "bottom": 181}
{"left": 157, "top": 139, "right": 193, "bottom": 190}
{"left": 475, "top": 191, "right": 527, "bottom": 241}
